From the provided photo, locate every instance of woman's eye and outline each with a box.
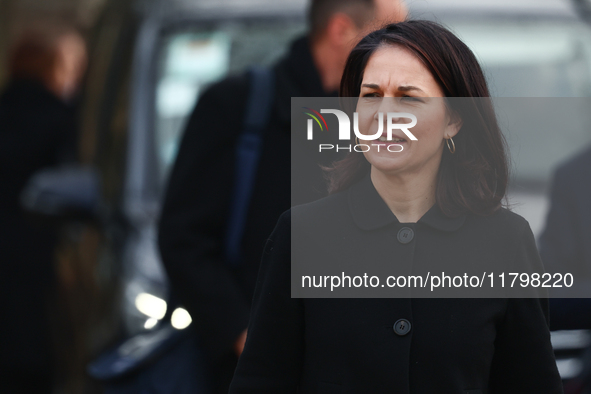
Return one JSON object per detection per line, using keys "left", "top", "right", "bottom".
{"left": 401, "top": 96, "right": 420, "bottom": 102}
{"left": 362, "top": 93, "right": 379, "bottom": 98}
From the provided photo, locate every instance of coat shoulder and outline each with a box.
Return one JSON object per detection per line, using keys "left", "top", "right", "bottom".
{"left": 196, "top": 72, "right": 250, "bottom": 112}
{"left": 290, "top": 189, "right": 349, "bottom": 225}
{"left": 466, "top": 206, "right": 531, "bottom": 238}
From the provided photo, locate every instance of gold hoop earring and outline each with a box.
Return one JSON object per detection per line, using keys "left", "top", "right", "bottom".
{"left": 446, "top": 137, "right": 456, "bottom": 154}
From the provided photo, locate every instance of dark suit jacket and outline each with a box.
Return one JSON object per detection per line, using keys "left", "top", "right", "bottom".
{"left": 229, "top": 173, "right": 563, "bottom": 394}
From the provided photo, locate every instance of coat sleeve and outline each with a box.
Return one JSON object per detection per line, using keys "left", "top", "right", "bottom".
{"left": 229, "top": 211, "right": 304, "bottom": 393}
{"left": 157, "top": 75, "right": 252, "bottom": 360}
{"left": 489, "top": 222, "right": 563, "bottom": 394}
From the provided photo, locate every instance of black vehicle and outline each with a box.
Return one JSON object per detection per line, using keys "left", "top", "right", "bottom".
{"left": 78, "top": 0, "right": 308, "bottom": 337}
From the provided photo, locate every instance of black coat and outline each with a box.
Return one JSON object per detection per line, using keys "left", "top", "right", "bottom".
{"left": 0, "top": 79, "right": 77, "bottom": 377}
{"left": 229, "top": 173, "right": 563, "bottom": 394}
{"left": 157, "top": 36, "right": 340, "bottom": 389}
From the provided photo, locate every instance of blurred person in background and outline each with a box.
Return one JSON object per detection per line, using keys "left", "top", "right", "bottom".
{"left": 158, "top": 0, "right": 407, "bottom": 392}
{"left": 539, "top": 146, "right": 591, "bottom": 331}
{"left": 0, "top": 25, "right": 86, "bottom": 394}
{"left": 539, "top": 147, "right": 591, "bottom": 393}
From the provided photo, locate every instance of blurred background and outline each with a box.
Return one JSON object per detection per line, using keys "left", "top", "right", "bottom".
{"left": 2, "top": 0, "right": 591, "bottom": 393}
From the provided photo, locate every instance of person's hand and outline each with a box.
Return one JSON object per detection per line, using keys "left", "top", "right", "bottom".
{"left": 234, "top": 329, "right": 248, "bottom": 356}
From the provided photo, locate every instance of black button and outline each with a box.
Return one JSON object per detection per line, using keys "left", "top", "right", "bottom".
{"left": 397, "top": 227, "right": 414, "bottom": 244}
{"left": 393, "top": 319, "right": 411, "bottom": 336}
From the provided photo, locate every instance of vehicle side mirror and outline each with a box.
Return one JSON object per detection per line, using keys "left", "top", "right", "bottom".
{"left": 20, "top": 166, "right": 101, "bottom": 221}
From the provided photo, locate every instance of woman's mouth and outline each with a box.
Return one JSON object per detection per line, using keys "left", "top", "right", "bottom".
{"left": 372, "top": 136, "right": 407, "bottom": 145}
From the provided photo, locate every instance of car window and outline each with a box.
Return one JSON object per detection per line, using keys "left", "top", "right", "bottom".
{"left": 154, "top": 18, "right": 306, "bottom": 185}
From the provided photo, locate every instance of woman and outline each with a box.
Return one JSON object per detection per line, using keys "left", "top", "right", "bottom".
{"left": 228, "top": 21, "right": 563, "bottom": 393}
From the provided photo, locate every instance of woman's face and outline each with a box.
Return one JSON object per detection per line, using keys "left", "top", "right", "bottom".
{"left": 356, "top": 44, "right": 461, "bottom": 178}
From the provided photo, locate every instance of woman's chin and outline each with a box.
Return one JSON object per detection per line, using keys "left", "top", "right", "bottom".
{"left": 365, "top": 154, "right": 410, "bottom": 175}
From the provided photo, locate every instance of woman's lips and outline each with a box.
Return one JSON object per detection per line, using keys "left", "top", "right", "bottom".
{"left": 371, "top": 141, "right": 406, "bottom": 146}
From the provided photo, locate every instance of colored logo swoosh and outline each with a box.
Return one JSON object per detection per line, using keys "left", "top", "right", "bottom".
{"left": 302, "top": 107, "right": 329, "bottom": 131}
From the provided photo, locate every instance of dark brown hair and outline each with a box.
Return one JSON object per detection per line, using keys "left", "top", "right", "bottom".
{"left": 325, "top": 20, "right": 509, "bottom": 217}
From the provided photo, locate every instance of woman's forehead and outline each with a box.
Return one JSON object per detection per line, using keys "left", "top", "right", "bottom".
{"left": 361, "top": 45, "right": 441, "bottom": 95}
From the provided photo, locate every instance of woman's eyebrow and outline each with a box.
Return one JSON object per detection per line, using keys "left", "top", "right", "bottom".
{"left": 361, "top": 83, "right": 380, "bottom": 89}
{"left": 398, "top": 85, "right": 425, "bottom": 93}
{"left": 361, "top": 83, "right": 425, "bottom": 93}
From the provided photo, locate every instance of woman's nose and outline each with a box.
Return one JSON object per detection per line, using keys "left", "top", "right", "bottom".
{"left": 376, "top": 97, "right": 404, "bottom": 118}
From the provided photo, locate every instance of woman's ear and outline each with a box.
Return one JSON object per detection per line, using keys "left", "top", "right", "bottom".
{"left": 446, "top": 110, "right": 463, "bottom": 138}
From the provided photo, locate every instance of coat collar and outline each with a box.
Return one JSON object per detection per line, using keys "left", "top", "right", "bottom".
{"left": 348, "top": 172, "right": 466, "bottom": 232}
{"left": 281, "top": 35, "right": 339, "bottom": 98}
